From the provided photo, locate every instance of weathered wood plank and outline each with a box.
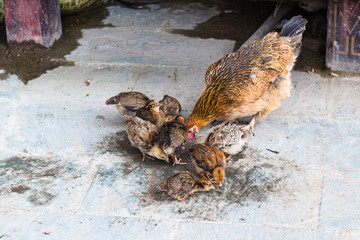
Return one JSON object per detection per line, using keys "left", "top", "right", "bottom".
{"left": 4, "top": 0, "right": 62, "bottom": 48}
{"left": 326, "top": 0, "right": 360, "bottom": 72}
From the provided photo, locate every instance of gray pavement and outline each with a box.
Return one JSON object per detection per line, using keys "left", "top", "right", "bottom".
{"left": 1, "top": 3, "right": 360, "bottom": 240}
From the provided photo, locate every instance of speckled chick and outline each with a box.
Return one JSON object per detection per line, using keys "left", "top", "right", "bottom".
{"left": 158, "top": 115, "right": 187, "bottom": 165}
{"left": 206, "top": 123, "right": 246, "bottom": 156}
{"left": 159, "top": 95, "right": 182, "bottom": 116}
{"left": 159, "top": 171, "right": 215, "bottom": 201}
{"left": 125, "top": 116, "right": 168, "bottom": 162}
{"left": 189, "top": 143, "right": 227, "bottom": 188}
{"left": 105, "top": 91, "right": 149, "bottom": 116}
{"left": 136, "top": 100, "right": 165, "bottom": 128}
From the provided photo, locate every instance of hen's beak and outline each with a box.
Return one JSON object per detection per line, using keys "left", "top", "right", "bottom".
{"left": 188, "top": 133, "right": 196, "bottom": 140}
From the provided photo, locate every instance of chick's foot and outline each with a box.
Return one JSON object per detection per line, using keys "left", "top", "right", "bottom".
{"left": 172, "top": 156, "right": 187, "bottom": 166}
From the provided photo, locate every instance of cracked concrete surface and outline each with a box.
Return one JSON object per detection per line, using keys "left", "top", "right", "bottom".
{"left": 1, "top": 2, "right": 360, "bottom": 240}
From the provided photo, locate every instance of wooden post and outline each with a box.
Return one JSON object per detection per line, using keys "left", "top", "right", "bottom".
{"left": 326, "top": 0, "right": 360, "bottom": 72}
{"left": 4, "top": 0, "right": 62, "bottom": 48}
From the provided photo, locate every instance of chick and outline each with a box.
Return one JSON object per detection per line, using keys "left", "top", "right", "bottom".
{"left": 159, "top": 171, "right": 215, "bottom": 201}
{"left": 136, "top": 100, "right": 165, "bottom": 128}
{"left": 159, "top": 95, "right": 182, "bottom": 116}
{"left": 189, "top": 143, "right": 227, "bottom": 188}
{"left": 206, "top": 123, "right": 246, "bottom": 156}
{"left": 105, "top": 91, "right": 149, "bottom": 116}
{"left": 158, "top": 115, "right": 187, "bottom": 165}
{"left": 125, "top": 115, "right": 168, "bottom": 162}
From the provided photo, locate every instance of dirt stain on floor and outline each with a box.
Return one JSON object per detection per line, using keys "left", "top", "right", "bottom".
{"left": 0, "top": 156, "right": 84, "bottom": 206}
{"left": 0, "top": 3, "right": 112, "bottom": 84}
{"left": 96, "top": 129, "right": 294, "bottom": 213}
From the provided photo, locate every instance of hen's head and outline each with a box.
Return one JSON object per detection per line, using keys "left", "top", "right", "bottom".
{"left": 187, "top": 125, "right": 199, "bottom": 140}
{"left": 187, "top": 114, "right": 211, "bottom": 139}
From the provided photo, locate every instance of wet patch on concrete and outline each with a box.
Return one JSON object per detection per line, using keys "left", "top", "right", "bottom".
{"left": 0, "top": 156, "right": 86, "bottom": 206}
{"left": 168, "top": 1, "right": 274, "bottom": 52}
{"left": 0, "top": 3, "right": 112, "bottom": 84}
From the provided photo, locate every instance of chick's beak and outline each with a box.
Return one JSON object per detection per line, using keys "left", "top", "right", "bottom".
{"left": 105, "top": 97, "right": 118, "bottom": 105}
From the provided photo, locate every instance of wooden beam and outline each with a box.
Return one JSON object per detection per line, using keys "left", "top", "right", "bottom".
{"left": 239, "top": 4, "right": 293, "bottom": 50}
{"left": 4, "top": 0, "right": 62, "bottom": 48}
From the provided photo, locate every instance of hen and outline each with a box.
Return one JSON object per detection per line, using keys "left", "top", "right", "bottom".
{"left": 125, "top": 115, "right": 168, "bottom": 162}
{"left": 189, "top": 143, "right": 227, "bottom": 188}
{"left": 159, "top": 171, "right": 214, "bottom": 201}
{"left": 187, "top": 16, "right": 307, "bottom": 139}
{"left": 105, "top": 91, "right": 149, "bottom": 116}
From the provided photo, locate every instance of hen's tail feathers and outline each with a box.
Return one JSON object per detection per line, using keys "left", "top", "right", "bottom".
{"left": 280, "top": 15, "right": 307, "bottom": 47}
{"left": 280, "top": 15, "right": 307, "bottom": 57}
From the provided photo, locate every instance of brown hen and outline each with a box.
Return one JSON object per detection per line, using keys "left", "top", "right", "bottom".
{"left": 187, "top": 16, "right": 307, "bottom": 139}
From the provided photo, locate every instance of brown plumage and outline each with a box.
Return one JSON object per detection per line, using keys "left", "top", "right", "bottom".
{"left": 158, "top": 115, "right": 187, "bottom": 165}
{"left": 125, "top": 116, "right": 168, "bottom": 162}
{"left": 159, "top": 171, "right": 215, "bottom": 201}
{"left": 159, "top": 95, "right": 182, "bottom": 116}
{"left": 187, "top": 16, "right": 307, "bottom": 139}
{"left": 206, "top": 123, "right": 246, "bottom": 156}
{"left": 105, "top": 91, "right": 149, "bottom": 116}
{"left": 189, "top": 143, "right": 227, "bottom": 188}
{"left": 135, "top": 100, "right": 165, "bottom": 128}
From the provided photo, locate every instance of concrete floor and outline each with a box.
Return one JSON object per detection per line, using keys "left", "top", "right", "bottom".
{"left": 1, "top": 3, "right": 360, "bottom": 240}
